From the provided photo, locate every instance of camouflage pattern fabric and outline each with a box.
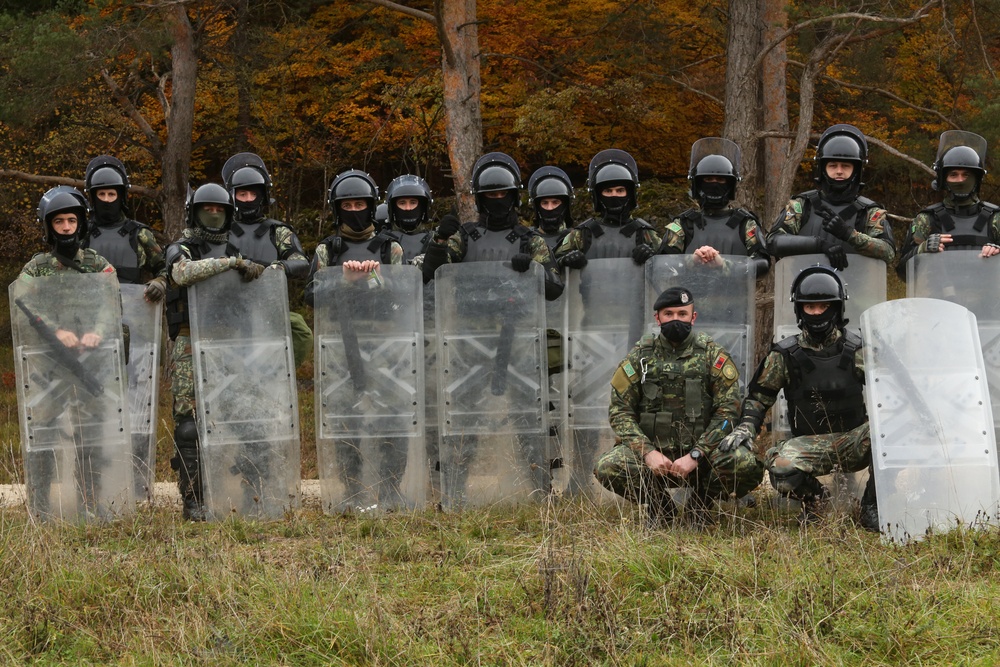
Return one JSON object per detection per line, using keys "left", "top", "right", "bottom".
{"left": 170, "top": 334, "right": 195, "bottom": 421}
{"left": 768, "top": 197, "right": 895, "bottom": 264}
{"left": 135, "top": 226, "right": 168, "bottom": 279}
{"left": 553, "top": 217, "right": 661, "bottom": 259}
{"left": 659, "top": 208, "right": 767, "bottom": 258}
{"left": 313, "top": 234, "right": 404, "bottom": 269}
{"left": 896, "top": 195, "right": 1000, "bottom": 265}
{"left": 271, "top": 224, "right": 310, "bottom": 270}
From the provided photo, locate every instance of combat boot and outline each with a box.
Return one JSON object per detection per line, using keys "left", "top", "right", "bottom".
{"left": 859, "top": 472, "right": 879, "bottom": 533}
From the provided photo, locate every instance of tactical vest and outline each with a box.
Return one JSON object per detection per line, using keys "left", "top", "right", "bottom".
{"left": 578, "top": 217, "right": 653, "bottom": 259}
{"left": 319, "top": 232, "right": 395, "bottom": 267}
{"left": 86, "top": 219, "right": 146, "bottom": 284}
{"left": 679, "top": 209, "right": 752, "bottom": 256}
{"left": 776, "top": 330, "right": 866, "bottom": 436}
{"left": 164, "top": 237, "right": 238, "bottom": 340}
{"left": 925, "top": 201, "right": 998, "bottom": 249}
{"left": 538, "top": 229, "right": 567, "bottom": 252}
{"left": 229, "top": 219, "right": 280, "bottom": 265}
{"left": 460, "top": 223, "right": 534, "bottom": 262}
{"left": 796, "top": 191, "right": 876, "bottom": 255}
{"left": 633, "top": 333, "right": 715, "bottom": 454}
{"left": 390, "top": 230, "right": 432, "bottom": 263}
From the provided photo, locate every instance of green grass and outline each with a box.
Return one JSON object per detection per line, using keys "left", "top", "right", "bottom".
{"left": 2, "top": 494, "right": 1000, "bottom": 665}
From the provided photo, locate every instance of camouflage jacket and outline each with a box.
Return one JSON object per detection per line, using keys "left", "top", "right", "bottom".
{"left": 312, "top": 231, "right": 404, "bottom": 270}
{"left": 768, "top": 195, "right": 895, "bottom": 264}
{"left": 895, "top": 195, "right": 1000, "bottom": 277}
{"left": 168, "top": 228, "right": 243, "bottom": 287}
{"left": 609, "top": 330, "right": 740, "bottom": 458}
{"left": 741, "top": 328, "right": 865, "bottom": 434}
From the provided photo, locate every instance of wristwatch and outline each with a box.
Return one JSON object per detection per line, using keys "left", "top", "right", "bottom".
{"left": 689, "top": 449, "right": 703, "bottom": 461}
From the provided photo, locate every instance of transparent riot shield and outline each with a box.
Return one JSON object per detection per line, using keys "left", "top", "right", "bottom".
{"left": 188, "top": 269, "right": 300, "bottom": 520}
{"left": 435, "top": 261, "right": 549, "bottom": 508}
{"left": 907, "top": 251, "right": 1000, "bottom": 445}
{"left": 560, "top": 258, "right": 646, "bottom": 497}
{"left": 646, "top": 255, "right": 754, "bottom": 387}
{"left": 772, "top": 254, "right": 887, "bottom": 506}
{"left": 545, "top": 271, "right": 569, "bottom": 496}
{"left": 10, "top": 272, "right": 134, "bottom": 522}
{"left": 313, "top": 265, "right": 426, "bottom": 513}
{"left": 862, "top": 299, "right": 999, "bottom": 543}
{"left": 120, "top": 283, "right": 161, "bottom": 501}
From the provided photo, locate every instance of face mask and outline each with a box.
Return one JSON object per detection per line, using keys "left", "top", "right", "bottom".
{"left": 393, "top": 202, "right": 424, "bottom": 232}
{"left": 536, "top": 202, "right": 566, "bottom": 233}
{"left": 339, "top": 208, "right": 371, "bottom": 232}
{"left": 93, "top": 199, "right": 122, "bottom": 224}
{"left": 482, "top": 192, "right": 516, "bottom": 222}
{"left": 800, "top": 307, "right": 839, "bottom": 341}
{"left": 946, "top": 177, "right": 976, "bottom": 201}
{"left": 698, "top": 182, "right": 731, "bottom": 207}
{"left": 196, "top": 208, "right": 228, "bottom": 232}
{"left": 660, "top": 319, "right": 692, "bottom": 343}
{"left": 53, "top": 233, "right": 80, "bottom": 257}
{"left": 235, "top": 197, "right": 264, "bottom": 222}
{"left": 600, "top": 194, "right": 630, "bottom": 223}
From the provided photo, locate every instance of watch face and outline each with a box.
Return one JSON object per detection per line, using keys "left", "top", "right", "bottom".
{"left": 690, "top": 449, "right": 701, "bottom": 460}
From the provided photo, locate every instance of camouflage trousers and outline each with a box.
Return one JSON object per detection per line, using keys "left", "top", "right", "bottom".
{"left": 170, "top": 335, "right": 195, "bottom": 422}
{"left": 289, "top": 311, "right": 313, "bottom": 368}
{"left": 594, "top": 443, "right": 764, "bottom": 507}
{"left": 766, "top": 422, "right": 872, "bottom": 479}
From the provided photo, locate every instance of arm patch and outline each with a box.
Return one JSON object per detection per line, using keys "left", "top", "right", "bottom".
{"left": 611, "top": 363, "right": 637, "bottom": 394}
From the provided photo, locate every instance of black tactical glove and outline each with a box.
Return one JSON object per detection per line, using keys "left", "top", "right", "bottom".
{"left": 557, "top": 250, "right": 588, "bottom": 270}
{"left": 435, "top": 214, "right": 462, "bottom": 240}
{"left": 820, "top": 207, "right": 854, "bottom": 241}
{"left": 631, "top": 243, "right": 656, "bottom": 265}
{"left": 717, "top": 422, "right": 754, "bottom": 453}
{"left": 235, "top": 259, "right": 267, "bottom": 282}
{"left": 510, "top": 253, "right": 532, "bottom": 273}
{"left": 820, "top": 241, "right": 849, "bottom": 270}
{"left": 925, "top": 233, "right": 945, "bottom": 253}
{"left": 143, "top": 276, "right": 167, "bottom": 303}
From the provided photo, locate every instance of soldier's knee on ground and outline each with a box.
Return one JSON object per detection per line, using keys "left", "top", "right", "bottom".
{"left": 174, "top": 417, "right": 198, "bottom": 448}
{"left": 769, "top": 467, "right": 823, "bottom": 499}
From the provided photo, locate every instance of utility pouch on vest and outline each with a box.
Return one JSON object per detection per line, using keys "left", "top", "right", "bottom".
{"left": 639, "top": 411, "right": 675, "bottom": 449}
{"left": 685, "top": 379, "right": 702, "bottom": 422}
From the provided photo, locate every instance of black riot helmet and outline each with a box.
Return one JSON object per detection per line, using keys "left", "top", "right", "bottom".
{"left": 527, "top": 166, "right": 574, "bottom": 232}
{"left": 471, "top": 152, "right": 522, "bottom": 224}
{"left": 38, "top": 185, "right": 90, "bottom": 246}
{"left": 932, "top": 130, "right": 988, "bottom": 202}
{"left": 688, "top": 137, "right": 742, "bottom": 208}
{"left": 328, "top": 169, "right": 379, "bottom": 228}
{"left": 588, "top": 149, "right": 639, "bottom": 220}
{"left": 813, "top": 124, "right": 868, "bottom": 202}
{"left": 84, "top": 155, "right": 130, "bottom": 222}
{"left": 375, "top": 203, "right": 389, "bottom": 233}
{"left": 790, "top": 265, "right": 848, "bottom": 340}
{"left": 222, "top": 153, "right": 273, "bottom": 222}
{"left": 386, "top": 174, "right": 433, "bottom": 232}
{"left": 186, "top": 183, "right": 234, "bottom": 233}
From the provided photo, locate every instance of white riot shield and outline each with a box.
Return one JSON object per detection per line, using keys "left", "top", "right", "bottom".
{"left": 435, "top": 261, "right": 549, "bottom": 508}
{"left": 771, "top": 254, "right": 887, "bottom": 506}
{"left": 188, "top": 270, "right": 300, "bottom": 520}
{"left": 313, "top": 265, "right": 426, "bottom": 512}
{"left": 646, "top": 255, "right": 755, "bottom": 387}
{"left": 907, "top": 251, "right": 1000, "bottom": 444}
{"left": 120, "top": 283, "right": 161, "bottom": 500}
{"left": 862, "top": 299, "right": 999, "bottom": 543}
{"left": 560, "top": 258, "right": 646, "bottom": 497}
{"left": 10, "top": 272, "right": 134, "bottom": 522}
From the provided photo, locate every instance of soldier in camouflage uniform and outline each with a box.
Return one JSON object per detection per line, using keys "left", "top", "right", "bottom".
{"left": 721, "top": 265, "right": 878, "bottom": 530}
{"left": 768, "top": 124, "right": 895, "bottom": 269}
{"left": 17, "top": 186, "right": 120, "bottom": 517}
{"left": 595, "top": 287, "right": 762, "bottom": 527}
{"left": 222, "top": 153, "right": 313, "bottom": 366}
{"left": 896, "top": 130, "right": 1000, "bottom": 278}
{"left": 165, "top": 183, "right": 269, "bottom": 520}
{"left": 659, "top": 138, "right": 770, "bottom": 277}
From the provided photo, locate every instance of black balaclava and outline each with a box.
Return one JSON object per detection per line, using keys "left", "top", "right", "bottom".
{"left": 800, "top": 305, "right": 840, "bottom": 342}
{"left": 698, "top": 182, "right": 732, "bottom": 210}
{"left": 600, "top": 192, "right": 631, "bottom": 224}
{"left": 234, "top": 186, "right": 266, "bottom": 223}
{"left": 339, "top": 207, "right": 372, "bottom": 233}
{"left": 92, "top": 195, "right": 123, "bottom": 226}
{"left": 481, "top": 191, "right": 519, "bottom": 229}
{"left": 393, "top": 201, "right": 426, "bottom": 232}
{"left": 536, "top": 201, "right": 566, "bottom": 234}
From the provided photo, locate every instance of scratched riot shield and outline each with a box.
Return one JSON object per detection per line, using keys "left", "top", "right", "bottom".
{"left": 10, "top": 272, "right": 134, "bottom": 522}
{"left": 119, "top": 283, "right": 161, "bottom": 500}
{"left": 646, "top": 254, "right": 754, "bottom": 388}
{"left": 313, "top": 265, "right": 426, "bottom": 512}
{"left": 863, "top": 299, "right": 999, "bottom": 543}
{"left": 436, "top": 261, "right": 549, "bottom": 508}
{"left": 560, "top": 258, "right": 646, "bottom": 497}
{"left": 188, "top": 270, "right": 300, "bottom": 520}
{"left": 907, "top": 250, "right": 1000, "bottom": 445}
{"left": 771, "top": 254, "right": 886, "bottom": 507}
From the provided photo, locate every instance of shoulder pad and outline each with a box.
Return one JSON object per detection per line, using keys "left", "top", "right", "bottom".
{"left": 842, "top": 329, "right": 863, "bottom": 349}
{"left": 631, "top": 217, "right": 654, "bottom": 229}
{"left": 775, "top": 335, "right": 800, "bottom": 353}
{"left": 692, "top": 331, "right": 711, "bottom": 350}
{"left": 856, "top": 196, "right": 879, "bottom": 209}
{"left": 982, "top": 201, "right": 1000, "bottom": 214}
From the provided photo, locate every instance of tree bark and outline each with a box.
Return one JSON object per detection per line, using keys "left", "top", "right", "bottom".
{"left": 723, "top": 0, "right": 763, "bottom": 216}
{"left": 160, "top": 4, "right": 198, "bottom": 240}
{"left": 760, "top": 0, "right": 789, "bottom": 227}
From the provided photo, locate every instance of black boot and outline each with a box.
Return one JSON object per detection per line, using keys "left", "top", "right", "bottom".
{"left": 174, "top": 418, "right": 207, "bottom": 522}
{"left": 859, "top": 471, "right": 880, "bottom": 533}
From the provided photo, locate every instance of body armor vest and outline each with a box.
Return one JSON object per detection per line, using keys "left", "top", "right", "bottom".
{"left": 925, "top": 202, "right": 997, "bottom": 249}
{"left": 579, "top": 218, "right": 651, "bottom": 259}
{"left": 776, "top": 330, "right": 866, "bottom": 437}
{"left": 320, "top": 232, "right": 395, "bottom": 267}
{"left": 797, "top": 191, "right": 875, "bottom": 255}
{"left": 164, "top": 237, "right": 238, "bottom": 340}
{"left": 680, "top": 209, "right": 751, "bottom": 256}
{"left": 391, "top": 230, "right": 432, "bottom": 263}
{"left": 230, "top": 219, "right": 280, "bottom": 264}
{"left": 538, "top": 230, "right": 565, "bottom": 252}
{"left": 86, "top": 219, "right": 144, "bottom": 284}
{"left": 634, "top": 333, "right": 714, "bottom": 454}
{"left": 460, "top": 223, "right": 533, "bottom": 263}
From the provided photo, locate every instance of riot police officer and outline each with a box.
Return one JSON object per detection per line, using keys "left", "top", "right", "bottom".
{"left": 223, "top": 152, "right": 312, "bottom": 366}
{"left": 527, "top": 166, "right": 574, "bottom": 251}
{"left": 420, "top": 152, "right": 563, "bottom": 300}
{"left": 896, "top": 130, "right": 1000, "bottom": 278}
{"left": 83, "top": 155, "right": 168, "bottom": 300}
{"left": 384, "top": 174, "right": 434, "bottom": 264}
{"left": 768, "top": 125, "right": 895, "bottom": 269}
{"left": 165, "top": 184, "right": 268, "bottom": 520}
{"left": 720, "top": 266, "right": 878, "bottom": 530}
{"left": 659, "top": 138, "right": 770, "bottom": 277}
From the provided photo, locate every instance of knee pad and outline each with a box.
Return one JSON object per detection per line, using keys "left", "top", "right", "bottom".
{"left": 769, "top": 468, "right": 821, "bottom": 499}
{"left": 174, "top": 418, "right": 199, "bottom": 447}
